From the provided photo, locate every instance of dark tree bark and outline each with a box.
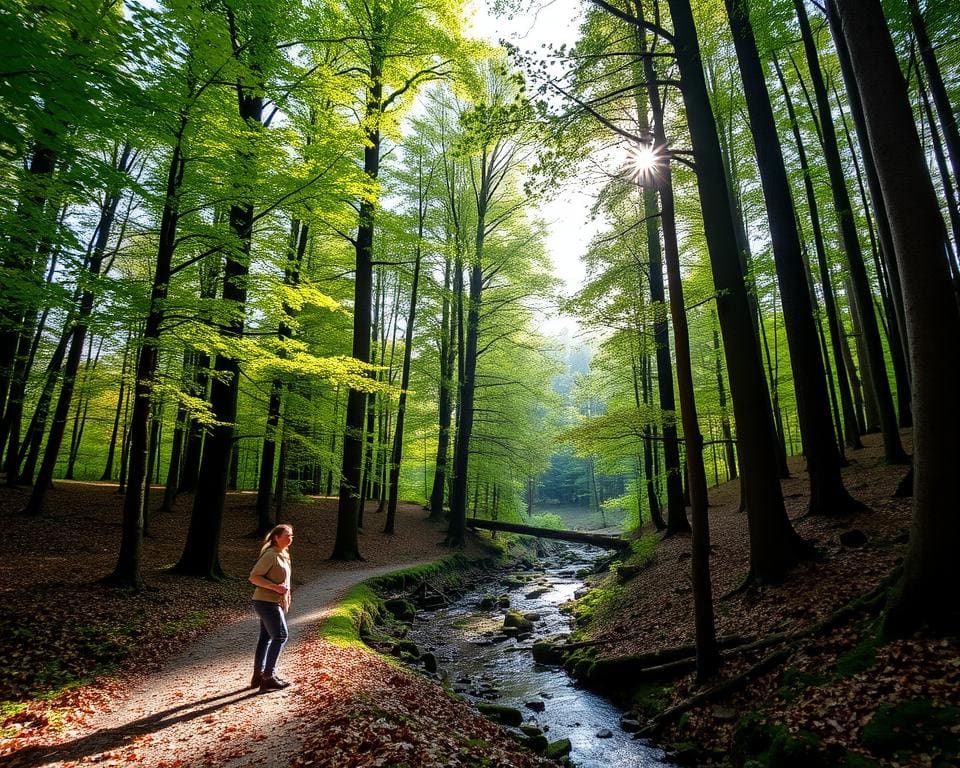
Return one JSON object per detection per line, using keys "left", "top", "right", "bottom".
{"left": 724, "top": 0, "right": 859, "bottom": 517}
{"left": 916, "top": 64, "right": 960, "bottom": 294}
{"left": 448, "top": 256, "right": 482, "bottom": 547}
{"left": 773, "top": 56, "right": 862, "bottom": 451}
{"left": 833, "top": 0, "right": 960, "bottom": 634}
{"left": 793, "top": 0, "right": 907, "bottom": 464}
{"left": 711, "top": 314, "right": 736, "bottom": 480}
{"left": 907, "top": 0, "right": 960, "bottom": 205}
{"left": 110, "top": 122, "right": 187, "bottom": 587}
{"left": 634, "top": 43, "right": 688, "bottom": 535}
{"left": 826, "top": 19, "right": 913, "bottom": 427}
{"left": 634, "top": 0, "right": 717, "bottom": 674}
{"left": 256, "top": 219, "right": 306, "bottom": 534}
{"left": 0, "top": 143, "right": 58, "bottom": 458}
{"left": 332, "top": 42, "right": 383, "bottom": 561}
{"left": 665, "top": 0, "right": 804, "bottom": 583}
{"left": 18, "top": 321, "right": 71, "bottom": 484}
{"left": 428, "top": 253, "right": 454, "bottom": 520}
{"left": 23, "top": 143, "right": 133, "bottom": 512}
{"left": 639, "top": 350, "right": 667, "bottom": 531}
{"left": 386, "top": 161, "right": 429, "bottom": 533}
{"left": 176, "top": 15, "right": 264, "bottom": 577}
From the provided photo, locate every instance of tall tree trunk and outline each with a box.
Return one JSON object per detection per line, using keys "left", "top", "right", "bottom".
{"left": 639, "top": 349, "right": 666, "bottom": 530}
{"left": 833, "top": 0, "right": 960, "bottom": 634}
{"left": 448, "top": 258, "right": 482, "bottom": 547}
{"left": 916, "top": 62, "right": 960, "bottom": 295}
{"left": 712, "top": 313, "right": 737, "bottom": 480}
{"left": 176, "top": 31, "right": 263, "bottom": 576}
{"left": 102, "top": 328, "right": 132, "bottom": 481}
{"left": 773, "top": 56, "right": 862, "bottom": 451}
{"left": 386, "top": 181, "right": 427, "bottom": 533}
{"left": 428, "top": 254, "right": 455, "bottom": 520}
{"left": 666, "top": 0, "right": 804, "bottom": 583}
{"left": 827, "top": 22, "right": 913, "bottom": 426}
{"left": 110, "top": 123, "right": 186, "bottom": 587}
{"left": 18, "top": 322, "right": 72, "bottom": 484}
{"left": 907, "top": 0, "right": 960, "bottom": 203}
{"left": 635, "top": 1, "right": 717, "bottom": 672}
{"left": 635, "top": 61, "right": 688, "bottom": 535}
{"left": 256, "top": 219, "right": 306, "bottom": 534}
{"left": 333, "top": 42, "right": 385, "bottom": 561}
{"left": 0, "top": 143, "right": 58, "bottom": 453}
{"left": 794, "top": 0, "right": 907, "bottom": 464}
{"left": 23, "top": 141, "right": 130, "bottom": 510}
{"left": 724, "top": 0, "right": 859, "bottom": 517}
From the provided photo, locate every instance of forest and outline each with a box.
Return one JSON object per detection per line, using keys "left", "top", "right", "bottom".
{"left": 1, "top": 0, "right": 958, "bottom": 765}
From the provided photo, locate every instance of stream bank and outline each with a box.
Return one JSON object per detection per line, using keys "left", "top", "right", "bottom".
{"left": 363, "top": 540, "right": 678, "bottom": 768}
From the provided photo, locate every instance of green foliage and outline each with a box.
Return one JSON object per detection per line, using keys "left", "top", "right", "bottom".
{"left": 526, "top": 513, "right": 564, "bottom": 529}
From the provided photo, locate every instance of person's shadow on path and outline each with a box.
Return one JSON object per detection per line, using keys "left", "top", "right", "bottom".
{"left": 4, "top": 687, "right": 262, "bottom": 767}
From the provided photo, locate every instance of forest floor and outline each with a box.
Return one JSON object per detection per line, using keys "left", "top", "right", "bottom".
{"left": 577, "top": 428, "right": 960, "bottom": 767}
{"left": 1, "top": 429, "right": 958, "bottom": 768}
{"left": 0, "top": 485, "right": 555, "bottom": 768}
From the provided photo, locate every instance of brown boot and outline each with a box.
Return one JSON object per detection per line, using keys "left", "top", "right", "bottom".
{"left": 258, "top": 675, "right": 286, "bottom": 692}
{"left": 251, "top": 670, "right": 264, "bottom": 689}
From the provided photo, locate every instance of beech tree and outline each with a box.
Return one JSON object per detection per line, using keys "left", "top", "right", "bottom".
{"left": 833, "top": 0, "right": 960, "bottom": 634}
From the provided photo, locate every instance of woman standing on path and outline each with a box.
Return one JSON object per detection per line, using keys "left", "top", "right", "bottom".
{"left": 249, "top": 524, "right": 294, "bottom": 692}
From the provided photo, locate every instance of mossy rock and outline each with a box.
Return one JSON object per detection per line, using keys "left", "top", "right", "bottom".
{"left": 532, "top": 640, "right": 565, "bottom": 665}
{"left": 476, "top": 703, "right": 523, "bottom": 726}
{"left": 545, "top": 738, "right": 572, "bottom": 759}
{"left": 523, "top": 734, "right": 549, "bottom": 753}
{"left": 391, "top": 640, "right": 420, "bottom": 659}
{"left": 503, "top": 611, "right": 534, "bottom": 632}
{"left": 478, "top": 595, "right": 497, "bottom": 610}
{"left": 861, "top": 699, "right": 960, "bottom": 758}
{"left": 420, "top": 652, "right": 438, "bottom": 673}
{"left": 383, "top": 598, "right": 417, "bottom": 622}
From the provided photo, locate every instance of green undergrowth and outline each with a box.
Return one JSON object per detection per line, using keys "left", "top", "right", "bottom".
{"left": 318, "top": 549, "right": 505, "bottom": 647}
{"left": 568, "top": 533, "right": 657, "bottom": 638}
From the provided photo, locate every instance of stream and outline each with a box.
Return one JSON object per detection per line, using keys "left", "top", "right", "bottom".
{"left": 404, "top": 543, "right": 677, "bottom": 767}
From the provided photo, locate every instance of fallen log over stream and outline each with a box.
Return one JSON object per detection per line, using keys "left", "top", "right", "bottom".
{"left": 466, "top": 518, "right": 632, "bottom": 551}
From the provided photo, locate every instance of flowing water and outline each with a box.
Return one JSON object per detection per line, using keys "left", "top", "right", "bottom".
{"left": 406, "top": 543, "right": 677, "bottom": 768}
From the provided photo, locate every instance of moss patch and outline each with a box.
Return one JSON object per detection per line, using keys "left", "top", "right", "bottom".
{"left": 160, "top": 611, "right": 208, "bottom": 636}
{"left": 778, "top": 666, "right": 830, "bottom": 702}
{"left": 318, "top": 583, "right": 384, "bottom": 647}
{"left": 860, "top": 698, "right": 960, "bottom": 759}
{"left": 835, "top": 633, "right": 880, "bottom": 677}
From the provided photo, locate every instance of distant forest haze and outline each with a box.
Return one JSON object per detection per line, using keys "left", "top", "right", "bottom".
{"left": 2, "top": 0, "right": 959, "bottom": 670}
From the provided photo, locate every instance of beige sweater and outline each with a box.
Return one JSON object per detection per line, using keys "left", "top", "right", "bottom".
{"left": 250, "top": 546, "right": 291, "bottom": 606}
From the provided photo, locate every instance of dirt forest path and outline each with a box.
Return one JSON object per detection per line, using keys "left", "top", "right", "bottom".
{"left": 18, "top": 560, "right": 433, "bottom": 768}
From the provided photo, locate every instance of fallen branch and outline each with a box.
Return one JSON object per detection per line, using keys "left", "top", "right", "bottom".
{"left": 634, "top": 567, "right": 901, "bottom": 734}
{"left": 636, "top": 647, "right": 794, "bottom": 737}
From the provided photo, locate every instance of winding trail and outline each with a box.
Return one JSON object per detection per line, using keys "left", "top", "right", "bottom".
{"left": 24, "top": 560, "right": 433, "bottom": 768}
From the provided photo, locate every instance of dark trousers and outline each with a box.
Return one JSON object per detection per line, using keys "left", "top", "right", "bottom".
{"left": 252, "top": 600, "right": 288, "bottom": 676}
